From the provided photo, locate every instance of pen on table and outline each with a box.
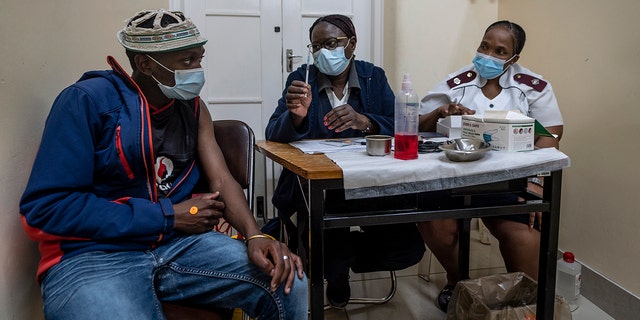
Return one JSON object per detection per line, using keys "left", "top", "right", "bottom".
{"left": 323, "top": 138, "right": 351, "bottom": 144}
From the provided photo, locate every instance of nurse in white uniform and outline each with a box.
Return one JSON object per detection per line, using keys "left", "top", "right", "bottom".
{"left": 417, "top": 20, "right": 564, "bottom": 313}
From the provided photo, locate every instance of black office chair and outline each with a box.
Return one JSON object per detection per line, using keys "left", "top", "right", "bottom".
{"left": 163, "top": 119, "right": 255, "bottom": 320}
{"left": 264, "top": 187, "right": 425, "bottom": 310}
{"left": 334, "top": 222, "right": 425, "bottom": 308}
{"left": 211, "top": 119, "right": 255, "bottom": 212}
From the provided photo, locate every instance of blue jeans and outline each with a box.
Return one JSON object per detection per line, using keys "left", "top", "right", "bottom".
{"left": 41, "top": 232, "right": 308, "bottom": 320}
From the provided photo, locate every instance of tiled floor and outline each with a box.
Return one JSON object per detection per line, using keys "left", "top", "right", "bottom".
{"left": 324, "top": 275, "right": 613, "bottom": 320}
{"left": 323, "top": 224, "right": 614, "bottom": 320}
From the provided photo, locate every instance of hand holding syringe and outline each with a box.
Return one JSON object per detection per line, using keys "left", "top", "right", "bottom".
{"left": 284, "top": 47, "right": 313, "bottom": 123}
{"left": 304, "top": 46, "right": 311, "bottom": 96}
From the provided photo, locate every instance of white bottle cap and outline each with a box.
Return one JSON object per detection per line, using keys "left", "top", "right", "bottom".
{"left": 402, "top": 73, "right": 412, "bottom": 91}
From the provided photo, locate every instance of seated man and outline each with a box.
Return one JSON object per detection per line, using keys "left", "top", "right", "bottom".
{"left": 19, "top": 9, "right": 307, "bottom": 320}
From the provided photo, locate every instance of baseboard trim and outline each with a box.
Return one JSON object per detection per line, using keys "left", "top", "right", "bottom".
{"left": 561, "top": 251, "right": 640, "bottom": 320}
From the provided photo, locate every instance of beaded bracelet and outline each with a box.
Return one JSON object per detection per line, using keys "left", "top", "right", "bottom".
{"left": 245, "top": 234, "right": 276, "bottom": 243}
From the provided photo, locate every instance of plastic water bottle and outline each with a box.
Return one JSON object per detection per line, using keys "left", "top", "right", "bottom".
{"left": 394, "top": 73, "right": 419, "bottom": 160}
{"left": 556, "top": 251, "right": 581, "bottom": 311}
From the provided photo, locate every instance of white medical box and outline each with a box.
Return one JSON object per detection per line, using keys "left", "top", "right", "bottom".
{"left": 461, "top": 111, "right": 534, "bottom": 152}
{"left": 436, "top": 116, "right": 462, "bottom": 139}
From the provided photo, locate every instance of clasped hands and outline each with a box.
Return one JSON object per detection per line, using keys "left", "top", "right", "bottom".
{"left": 174, "top": 192, "right": 224, "bottom": 234}
{"left": 286, "top": 80, "right": 369, "bottom": 132}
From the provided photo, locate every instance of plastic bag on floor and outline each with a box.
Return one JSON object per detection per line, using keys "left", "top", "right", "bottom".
{"left": 447, "top": 272, "right": 572, "bottom": 320}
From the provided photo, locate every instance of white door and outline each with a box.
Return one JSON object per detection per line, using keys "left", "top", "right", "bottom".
{"left": 173, "top": 0, "right": 382, "bottom": 218}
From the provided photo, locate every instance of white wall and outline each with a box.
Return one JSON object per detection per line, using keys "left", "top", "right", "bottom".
{"left": 383, "top": 0, "right": 498, "bottom": 93}
{"left": 498, "top": 0, "right": 640, "bottom": 297}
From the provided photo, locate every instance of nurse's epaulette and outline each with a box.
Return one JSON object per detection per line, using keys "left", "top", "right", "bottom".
{"left": 514, "top": 73, "right": 547, "bottom": 92}
{"left": 447, "top": 70, "right": 476, "bottom": 88}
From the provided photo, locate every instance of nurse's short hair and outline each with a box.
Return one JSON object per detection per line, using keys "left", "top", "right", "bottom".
{"left": 486, "top": 20, "right": 526, "bottom": 55}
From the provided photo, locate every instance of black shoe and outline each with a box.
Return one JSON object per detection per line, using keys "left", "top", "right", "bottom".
{"left": 437, "top": 284, "right": 456, "bottom": 312}
{"left": 326, "top": 275, "right": 351, "bottom": 308}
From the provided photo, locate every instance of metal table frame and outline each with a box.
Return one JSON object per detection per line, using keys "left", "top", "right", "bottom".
{"left": 255, "top": 140, "right": 562, "bottom": 319}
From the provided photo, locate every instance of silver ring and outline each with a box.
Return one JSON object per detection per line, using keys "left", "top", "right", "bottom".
{"left": 283, "top": 255, "right": 289, "bottom": 260}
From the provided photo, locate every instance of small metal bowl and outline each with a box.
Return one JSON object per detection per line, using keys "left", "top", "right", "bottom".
{"left": 439, "top": 138, "right": 491, "bottom": 162}
{"left": 365, "top": 135, "right": 392, "bottom": 156}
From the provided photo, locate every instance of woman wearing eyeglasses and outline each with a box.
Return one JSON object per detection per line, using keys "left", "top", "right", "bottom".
{"left": 265, "top": 14, "right": 424, "bottom": 308}
{"left": 266, "top": 15, "right": 395, "bottom": 140}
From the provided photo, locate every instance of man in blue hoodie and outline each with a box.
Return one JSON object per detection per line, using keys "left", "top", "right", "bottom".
{"left": 19, "top": 9, "right": 307, "bottom": 320}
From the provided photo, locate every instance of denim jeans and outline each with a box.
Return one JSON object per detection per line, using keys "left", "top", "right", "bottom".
{"left": 41, "top": 232, "right": 308, "bottom": 320}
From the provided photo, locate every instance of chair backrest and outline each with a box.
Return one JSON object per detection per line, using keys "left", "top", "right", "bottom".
{"left": 162, "top": 120, "right": 253, "bottom": 320}
{"left": 213, "top": 119, "right": 255, "bottom": 211}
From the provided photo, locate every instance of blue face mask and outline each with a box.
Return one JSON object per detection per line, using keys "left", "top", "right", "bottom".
{"left": 147, "top": 55, "right": 205, "bottom": 100}
{"left": 313, "top": 46, "right": 352, "bottom": 76}
{"left": 472, "top": 52, "right": 517, "bottom": 79}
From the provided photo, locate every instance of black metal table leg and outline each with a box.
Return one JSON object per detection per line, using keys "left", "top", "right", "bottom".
{"left": 537, "top": 170, "right": 562, "bottom": 319}
{"left": 458, "top": 218, "right": 471, "bottom": 281}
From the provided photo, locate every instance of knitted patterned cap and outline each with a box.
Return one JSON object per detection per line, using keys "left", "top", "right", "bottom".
{"left": 117, "top": 9, "right": 207, "bottom": 53}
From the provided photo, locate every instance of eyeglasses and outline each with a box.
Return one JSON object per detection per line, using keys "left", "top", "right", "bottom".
{"left": 307, "top": 37, "right": 349, "bottom": 53}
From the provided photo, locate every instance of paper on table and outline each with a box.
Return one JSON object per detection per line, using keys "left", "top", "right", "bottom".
{"left": 290, "top": 138, "right": 366, "bottom": 154}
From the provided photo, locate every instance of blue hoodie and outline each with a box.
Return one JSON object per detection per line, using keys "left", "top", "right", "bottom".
{"left": 19, "top": 57, "right": 202, "bottom": 281}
